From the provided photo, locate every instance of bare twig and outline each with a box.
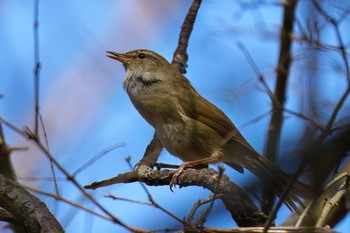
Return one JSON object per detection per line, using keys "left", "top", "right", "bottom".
{"left": 322, "top": 172, "right": 350, "bottom": 191}
{"left": 263, "top": 0, "right": 299, "bottom": 219}
{"left": 39, "top": 113, "right": 61, "bottom": 197}
{"left": 238, "top": 41, "right": 324, "bottom": 133}
{"left": 73, "top": 143, "right": 126, "bottom": 176}
{"left": 312, "top": 0, "right": 350, "bottom": 144}
{"left": 295, "top": 200, "right": 314, "bottom": 227}
{"left": 171, "top": 0, "right": 202, "bottom": 74}
{"left": 283, "top": 107, "right": 324, "bottom": 130}
{"left": 239, "top": 110, "right": 272, "bottom": 130}
{"left": 185, "top": 167, "right": 224, "bottom": 231}
{"left": 186, "top": 194, "right": 222, "bottom": 229}
{"left": 24, "top": 184, "right": 113, "bottom": 222}
{"left": 187, "top": 195, "right": 215, "bottom": 224}
{"left": 237, "top": 42, "right": 275, "bottom": 101}
{"left": 125, "top": 157, "right": 183, "bottom": 223}
{"left": 33, "top": 0, "right": 41, "bottom": 137}
{"left": 0, "top": 117, "right": 27, "bottom": 138}
{"left": 107, "top": 193, "right": 183, "bottom": 224}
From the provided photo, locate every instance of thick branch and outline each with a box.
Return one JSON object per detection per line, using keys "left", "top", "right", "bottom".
{"left": 0, "top": 208, "right": 20, "bottom": 225}
{"left": 0, "top": 174, "right": 64, "bottom": 233}
{"left": 85, "top": 166, "right": 268, "bottom": 227}
{"left": 263, "top": 0, "right": 298, "bottom": 215}
{"left": 171, "top": 0, "right": 202, "bottom": 74}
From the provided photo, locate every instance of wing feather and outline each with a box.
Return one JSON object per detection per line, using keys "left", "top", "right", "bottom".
{"left": 177, "top": 77, "right": 254, "bottom": 151}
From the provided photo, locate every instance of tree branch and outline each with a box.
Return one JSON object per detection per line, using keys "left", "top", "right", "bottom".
{"left": 171, "top": 0, "right": 202, "bottom": 74}
{"left": 0, "top": 122, "right": 15, "bottom": 179}
{"left": 85, "top": 165, "right": 268, "bottom": 227}
{"left": 0, "top": 174, "right": 64, "bottom": 233}
{"left": 263, "top": 0, "right": 298, "bottom": 215}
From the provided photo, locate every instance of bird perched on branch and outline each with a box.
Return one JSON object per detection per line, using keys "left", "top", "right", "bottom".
{"left": 107, "top": 49, "right": 313, "bottom": 213}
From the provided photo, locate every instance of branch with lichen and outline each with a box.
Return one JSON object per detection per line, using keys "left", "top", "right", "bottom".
{"left": 85, "top": 165, "right": 268, "bottom": 227}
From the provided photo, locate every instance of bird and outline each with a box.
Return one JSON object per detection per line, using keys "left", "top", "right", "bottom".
{"left": 107, "top": 49, "right": 313, "bottom": 213}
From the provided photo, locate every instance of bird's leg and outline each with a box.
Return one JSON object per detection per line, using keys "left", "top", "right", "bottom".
{"left": 134, "top": 133, "right": 163, "bottom": 169}
{"left": 169, "top": 150, "right": 222, "bottom": 191}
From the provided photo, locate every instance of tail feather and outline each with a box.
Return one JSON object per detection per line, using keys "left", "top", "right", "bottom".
{"left": 230, "top": 151, "right": 313, "bottom": 214}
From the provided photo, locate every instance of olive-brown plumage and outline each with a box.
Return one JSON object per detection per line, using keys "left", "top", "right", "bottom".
{"left": 107, "top": 49, "right": 312, "bottom": 213}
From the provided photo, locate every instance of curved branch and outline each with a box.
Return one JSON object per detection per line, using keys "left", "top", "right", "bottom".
{"left": 0, "top": 174, "right": 64, "bottom": 233}
{"left": 85, "top": 166, "right": 268, "bottom": 227}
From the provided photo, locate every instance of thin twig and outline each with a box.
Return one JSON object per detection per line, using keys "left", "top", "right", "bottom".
{"left": 239, "top": 110, "right": 272, "bottom": 131}
{"left": 72, "top": 143, "right": 126, "bottom": 176}
{"left": 0, "top": 117, "right": 27, "bottom": 138}
{"left": 322, "top": 172, "right": 349, "bottom": 191}
{"left": 312, "top": 0, "right": 350, "bottom": 144}
{"left": 105, "top": 194, "right": 151, "bottom": 206}
{"left": 187, "top": 195, "right": 216, "bottom": 224}
{"left": 236, "top": 42, "right": 275, "bottom": 102}
{"left": 33, "top": 0, "right": 41, "bottom": 137}
{"left": 295, "top": 200, "right": 314, "bottom": 227}
{"left": 29, "top": 134, "right": 136, "bottom": 231}
{"left": 187, "top": 168, "right": 224, "bottom": 230}
{"left": 312, "top": 0, "right": 350, "bottom": 81}
{"left": 0, "top": 118, "right": 141, "bottom": 232}
{"left": 39, "top": 113, "right": 60, "bottom": 196}
{"left": 125, "top": 158, "right": 183, "bottom": 223}
{"left": 23, "top": 184, "right": 112, "bottom": 222}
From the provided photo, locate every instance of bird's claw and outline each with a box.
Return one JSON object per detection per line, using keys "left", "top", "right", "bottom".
{"left": 169, "top": 163, "right": 188, "bottom": 192}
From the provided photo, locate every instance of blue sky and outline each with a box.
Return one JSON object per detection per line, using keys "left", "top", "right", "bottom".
{"left": 1, "top": 1, "right": 349, "bottom": 232}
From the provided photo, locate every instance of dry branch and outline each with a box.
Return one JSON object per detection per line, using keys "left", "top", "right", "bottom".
{"left": 263, "top": 0, "right": 299, "bottom": 215}
{"left": 0, "top": 174, "right": 64, "bottom": 233}
{"left": 86, "top": 165, "right": 268, "bottom": 227}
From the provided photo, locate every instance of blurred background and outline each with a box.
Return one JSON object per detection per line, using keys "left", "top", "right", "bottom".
{"left": 0, "top": 0, "right": 349, "bottom": 232}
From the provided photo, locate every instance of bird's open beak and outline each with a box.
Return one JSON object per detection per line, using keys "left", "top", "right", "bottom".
{"left": 106, "top": 51, "right": 129, "bottom": 63}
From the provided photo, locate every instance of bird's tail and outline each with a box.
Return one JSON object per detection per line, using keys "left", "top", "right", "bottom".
{"left": 233, "top": 151, "right": 313, "bottom": 214}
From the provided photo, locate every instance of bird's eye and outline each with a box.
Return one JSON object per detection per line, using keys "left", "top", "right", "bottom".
{"left": 138, "top": 53, "right": 146, "bottom": 59}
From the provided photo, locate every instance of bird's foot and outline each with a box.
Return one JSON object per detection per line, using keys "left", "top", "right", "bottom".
{"left": 169, "top": 162, "right": 191, "bottom": 192}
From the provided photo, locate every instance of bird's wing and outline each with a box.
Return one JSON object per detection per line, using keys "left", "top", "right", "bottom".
{"left": 179, "top": 84, "right": 252, "bottom": 150}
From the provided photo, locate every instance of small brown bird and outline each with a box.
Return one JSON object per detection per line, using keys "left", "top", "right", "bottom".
{"left": 107, "top": 49, "right": 312, "bottom": 212}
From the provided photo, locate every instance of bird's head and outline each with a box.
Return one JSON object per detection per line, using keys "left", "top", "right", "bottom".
{"left": 107, "top": 49, "right": 171, "bottom": 74}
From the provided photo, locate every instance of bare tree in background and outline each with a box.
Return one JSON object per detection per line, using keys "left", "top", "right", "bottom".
{"left": 1, "top": 0, "right": 350, "bottom": 232}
